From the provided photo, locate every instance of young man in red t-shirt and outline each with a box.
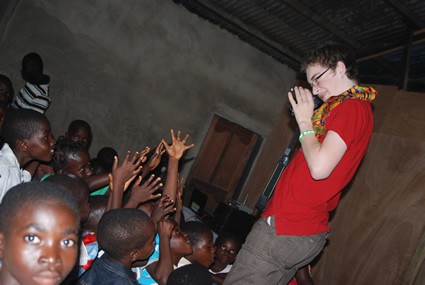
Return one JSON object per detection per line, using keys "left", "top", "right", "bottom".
{"left": 224, "top": 44, "right": 377, "bottom": 284}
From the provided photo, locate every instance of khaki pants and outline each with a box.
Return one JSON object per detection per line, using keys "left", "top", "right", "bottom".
{"left": 224, "top": 216, "right": 329, "bottom": 285}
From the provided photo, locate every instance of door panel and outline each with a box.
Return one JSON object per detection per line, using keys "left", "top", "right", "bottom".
{"left": 186, "top": 114, "right": 261, "bottom": 214}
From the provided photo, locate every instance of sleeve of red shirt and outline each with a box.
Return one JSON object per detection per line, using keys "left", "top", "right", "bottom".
{"left": 325, "top": 100, "right": 373, "bottom": 149}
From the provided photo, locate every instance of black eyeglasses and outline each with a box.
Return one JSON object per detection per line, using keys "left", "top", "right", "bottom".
{"left": 312, "top": 67, "right": 331, "bottom": 84}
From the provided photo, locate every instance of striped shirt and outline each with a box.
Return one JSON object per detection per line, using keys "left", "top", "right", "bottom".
{"left": 11, "top": 82, "right": 50, "bottom": 114}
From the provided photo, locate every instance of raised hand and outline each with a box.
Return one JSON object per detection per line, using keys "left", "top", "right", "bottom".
{"left": 157, "top": 218, "right": 174, "bottom": 240}
{"left": 162, "top": 129, "right": 195, "bottom": 160}
{"left": 126, "top": 175, "right": 163, "bottom": 207}
{"left": 111, "top": 151, "right": 143, "bottom": 192}
{"left": 139, "top": 146, "right": 151, "bottom": 164}
{"left": 288, "top": 87, "right": 315, "bottom": 129}
{"left": 150, "top": 195, "right": 176, "bottom": 224}
{"left": 143, "top": 142, "right": 166, "bottom": 174}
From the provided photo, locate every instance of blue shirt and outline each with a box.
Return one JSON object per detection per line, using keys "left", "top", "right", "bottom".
{"left": 78, "top": 253, "right": 138, "bottom": 285}
{"left": 133, "top": 234, "right": 160, "bottom": 285}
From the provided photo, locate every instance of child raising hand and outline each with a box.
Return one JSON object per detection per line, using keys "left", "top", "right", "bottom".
{"left": 161, "top": 129, "right": 194, "bottom": 203}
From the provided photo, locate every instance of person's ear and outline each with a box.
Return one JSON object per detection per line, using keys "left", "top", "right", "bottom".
{"left": 17, "top": 139, "right": 29, "bottom": 152}
{"left": 129, "top": 248, "right": 139, "bottom": 262}
{"left": 336, "top": 61, "right": 347, "bottom": 78}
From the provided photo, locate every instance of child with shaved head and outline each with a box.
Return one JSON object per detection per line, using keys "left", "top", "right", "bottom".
{"left": 78, "top": 208, "right": 156, "bottom": 284}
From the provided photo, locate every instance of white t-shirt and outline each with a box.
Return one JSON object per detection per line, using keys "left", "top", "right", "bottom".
{"left": 209, "top": 264, "right": 233, "bottom": 274}
{"left": 0, "top": 143, "right": 31, "bottom": 203}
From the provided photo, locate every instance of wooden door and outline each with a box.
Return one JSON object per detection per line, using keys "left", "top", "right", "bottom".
{"left": 185, "top": 114, "right": 261, "bottom": 214}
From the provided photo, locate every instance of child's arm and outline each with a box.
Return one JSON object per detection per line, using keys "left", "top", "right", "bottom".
{"left": 146, "top": 219, "right": 174, "bottom": 285}
{"left": 87, "top": 147, "right": 150, "bottom": 192}
{"left": 108, "top": 151, "right": 143, "bottom": 210}
{"left": 150, "top": 195, "right": 176, "bottom": 225}
{"left": 85, "top": 173, "right": 110, "bottom": 192}
{"left": 161, "top": 129, "right": 194, "bottom": 203}
{"left": 173, "top": 175, "right": 184, "bottom": 226}
{"left": 142, "top": 142, "right": 165, "bottom": 177}
{"left": 124, "top": 174, "right": 162, "bottom": 208}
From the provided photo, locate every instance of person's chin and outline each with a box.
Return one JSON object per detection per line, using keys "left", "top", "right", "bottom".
{"left": 42, "top": 152, "right": 54, "bottom": 163}
{"left": 32, "top": 270, "right": 62, "bottom": 285}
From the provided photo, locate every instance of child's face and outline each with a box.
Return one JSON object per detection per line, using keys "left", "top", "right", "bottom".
{"left": 24, "top": 121, "right": 56, "bottom": 163}
{"left": 0, "top": 201, "right": 80, "bottom": 285}
{"left": 135, "top": 221, "right": 156, "bottom": 261}
{"left": 67, "top": 129, "right": 91, "bottom": 150}
{"left": 191, "top": 232, "right": 215, "bottom": 268}
{"left": 0, "top": 82, "right": 12, "bottom": 104}
{"left": 215, "top": 239, "right": 240, "bottom": 266}
{"left": 62, "top": 150, "right": 93, "bottom": 178}
{"left": 170, "top": 223, "right": 192, "bottom": 256}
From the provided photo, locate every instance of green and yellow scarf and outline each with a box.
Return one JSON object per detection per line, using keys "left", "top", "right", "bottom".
{"left": 311, "top": 85, "right": 377, "bottom": 141}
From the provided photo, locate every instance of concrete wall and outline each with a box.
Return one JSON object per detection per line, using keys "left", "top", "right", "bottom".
{"left": 0, "top": 0, "right": 295, "bottom": 176}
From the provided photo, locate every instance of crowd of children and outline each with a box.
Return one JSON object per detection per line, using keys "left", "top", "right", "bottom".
{"left": 0, "top": 53, "right": 248, "bottom": 285}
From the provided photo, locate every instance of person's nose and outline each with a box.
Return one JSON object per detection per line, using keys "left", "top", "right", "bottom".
{"left": 39, "top": 243, "right": 62, "bottom": 269}
{"left": 86, "top": 166, "right": 93, "bottom": 177}
{"left": 50, "top": 134, "right": 56, "bottom": 147}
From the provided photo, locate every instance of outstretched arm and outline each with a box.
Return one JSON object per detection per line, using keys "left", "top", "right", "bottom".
{"left": 142, "top": 142, "right": 166, "bottom": 177}
{"left": 124, "top": 174, "right": 163, "bottom": 208}
{"left": 108, "top": 151, "right": 143, "bottom": 210}
{"left": 150, "top": 195, "right": 176, "bottom": 225}
{"left": 85, "top": 173, "right": 110, "bottom": 192}
{"left": 146, "top": 219, "right": 174, "bottom": 285}
{"left": 161, "top": 129, "right": 194, "bottom": 202}
{"left": 173, "top": 175, "right": 184, "bottom": 226}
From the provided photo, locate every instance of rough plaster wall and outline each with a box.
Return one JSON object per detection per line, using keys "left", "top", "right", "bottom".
{"left": 0, "top": 0, "right": 294, "bottom": 175}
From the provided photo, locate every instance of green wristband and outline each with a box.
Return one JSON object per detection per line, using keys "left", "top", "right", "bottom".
{"left": 299, "top": 130, "right": 315, "bottom": 143}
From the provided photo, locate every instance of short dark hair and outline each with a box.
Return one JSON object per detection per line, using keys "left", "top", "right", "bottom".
{"left": 21, "top": 52, "right": 43, "bottom": 82}
{"left": 167, "top": 263, "right": 212, "bottom": 285}
{"left": 44, "top": 174, "right": 90, "bottom": 205}
{"left": 68, "top": 120, "right": 92, "bottom": 138}
{"left": 181, "top": 221, "right": 212, "bottom": 246}
{"left": 215, "top": 232, "right": 241, "bottom": 248}
{"left": 51, "top": 137, "right": 87, "bottom": 172}
{"left": 97, "top": 208, "right": 153, "bottom": 260}
{"left": 96, "top": 147, "right": 118, "bottom": 172}
{"left": 2, "top": 109, "right": 49, "bottom": 150}
{"left": 0, "top": 181, "right": 79, "bottom": 234}
{"left": 301, "top": 43, "right": 358, "bottom": 81}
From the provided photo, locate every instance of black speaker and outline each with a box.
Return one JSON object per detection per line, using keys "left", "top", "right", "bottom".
{"left": 188, "top": 189, "right": 207, "bottom": 215}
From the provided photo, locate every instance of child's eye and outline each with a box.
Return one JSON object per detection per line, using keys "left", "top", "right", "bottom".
{"left": 62, "top": 238, "right": 76, "bottom": 248}
{"left": 24, "top": 234, "right": 41, "bottom": 244}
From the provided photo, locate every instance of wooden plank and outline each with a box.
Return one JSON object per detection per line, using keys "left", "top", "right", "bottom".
{"left": 379, "top": 90, "right": 425, "bottom": 142}
{"left": 313, "top": 134, "right": 425, "bottom": 284}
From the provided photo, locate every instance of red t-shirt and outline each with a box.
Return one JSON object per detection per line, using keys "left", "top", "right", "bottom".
{"left": 262, "top": 100, "right": 373, "bottom": 235}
